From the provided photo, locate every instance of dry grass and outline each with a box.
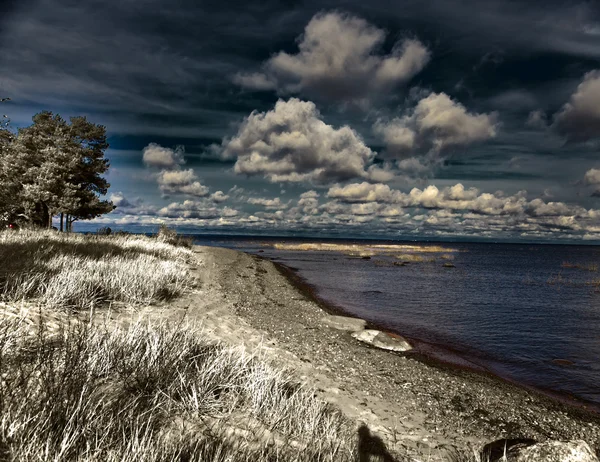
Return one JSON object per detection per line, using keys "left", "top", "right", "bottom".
{"left": 0, "top": 313, "right": 359, "bottom": 461}
{"left": 0, "top": 230, "right": 194, "bottom": 310}
{"left": 0, "top": 230, "right": 382, "bottom": 461}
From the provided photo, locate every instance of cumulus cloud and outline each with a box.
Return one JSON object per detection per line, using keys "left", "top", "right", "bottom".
{"left": 109, "top": 191, "right": 132, "bottom": 208}
{"left": 107, "top": 192, "right": 157, "bottom": 216}
{"left": 299, "top": 190, "right": 319, "bottom": 200}
{"left": 324, "top": 181, "right": 596, "bottom": 222}
{"left": 142, "top": 143, "right": 185, "bottom": 168}
{"left": 328, "top": 182, "right": 400, "bottom": 203}
{"left": 233, "top": 11, "right": 430, "bottom": 104}
{"left": 248, "top": 197, "right": 287, "bottom": 209}
{"left": 221, "top": 98, "right": 386, "bottom": 184}
{"left": 584, "top": 168, "right": 600, "bottom": 185}
{"left": 157, "top": 169, "right": 209, "bottom": 197}
{"left": 96, "top": 180, "right": 600, "bottom": 241}
{"left": 158, "top": 199, "right": 238, "bottom": 219}
{"left": 209, "top": 191, "right": 229, "bottom": 203}
{"left": 374, "top": 92, "right": 499, "bottom": 164}
{"left": 552, "top": 70, "right": 600, "bottom": 142}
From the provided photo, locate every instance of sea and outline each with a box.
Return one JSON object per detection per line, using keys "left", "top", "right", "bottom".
{"left": 191, "top": 234, "right": 600, "bottom": 411}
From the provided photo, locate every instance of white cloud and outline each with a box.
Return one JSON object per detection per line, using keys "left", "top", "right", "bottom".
{"left": 233, "top": 11, "right": 429, "bottom": 104}
{"left": 222, "top": 98, "right": 384, "bottom": 184}
{"left": 209, "top": 191, "right": 229, "bottom": 203}
{"left": 247, "top": 197, "right": 287, "bottom": 209}
{"left": 158, "top": 199, "right": 237, "bottom": 219}
{"left": 299, "top": 190, "right": 319, "bottom": 199}
{"left": 109, "top": 191, "right": 132, "bottom": 208}
{"left": 142, "top": 143, "right": 185, "bottom": 168}
{"left": 106, "top": 193, "right": 156, "bottom": 216}
{"left": 374, "top": 92, "right": 499, "bottom": 163}
{"left": 328, "top": 182, "right": 400, "bottom": 203}
{"left": 584, "top": 168, "right": 600, "bottom": 196}
{"left": 552, "top": 70, "right": 600, "bottom": 141}
{"left": 231, "top": 72, "right": 276, "bottom": 91}
{"left": 93, "top": 182, "right": 600, "bottom": 241}
{"left": 325, "top": 181, "right": 595, "bottom": 222}
{"left": 157, "top": 169, "right": 209, "bottom": 197}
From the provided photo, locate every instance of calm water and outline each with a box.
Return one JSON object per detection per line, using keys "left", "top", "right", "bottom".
{"left": 194, "top": 236, "right": 600, "bottom": 408}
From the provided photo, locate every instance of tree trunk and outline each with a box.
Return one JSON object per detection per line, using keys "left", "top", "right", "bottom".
{"left": 39, "top": 202, "right": 50, "bottom": 229}
{"left": 60, "top": 213, "right": 64, "bottom": 232}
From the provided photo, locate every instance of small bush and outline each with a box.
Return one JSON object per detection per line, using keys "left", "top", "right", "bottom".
{"left": 97, "top": 226, "right": 112, "bottom": 236}
{"left": 156, "top": 224, "right": 194, "bottom": 248}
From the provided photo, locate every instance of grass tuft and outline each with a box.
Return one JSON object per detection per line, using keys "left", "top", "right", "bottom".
{"left": 0, "top": 229, "right": 194, "bottom": 310}
{"left": 0, "top": 314, "right": 358, "bottom": 461}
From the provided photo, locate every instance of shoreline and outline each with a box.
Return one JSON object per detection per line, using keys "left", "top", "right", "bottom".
{"left": 194, "top": 245, "right": 600, "bottom": 458}
{"left": 269, "top": 254, "right": 600, "bottom": 416}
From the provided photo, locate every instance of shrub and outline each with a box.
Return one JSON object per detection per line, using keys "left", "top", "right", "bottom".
{"left": 156, "top": 224, "right": 194, "bottom": 248}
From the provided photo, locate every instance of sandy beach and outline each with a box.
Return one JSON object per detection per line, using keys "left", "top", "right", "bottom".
{"left": 125, "top": 245, "right": 600, "bottom": 460}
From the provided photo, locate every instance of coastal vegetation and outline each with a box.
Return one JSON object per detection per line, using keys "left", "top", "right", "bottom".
{"left": 0, "top": 111, "right": 114, "bottom": 230}
{"left": 0, "top": 229, "right": 194, "bottom": 310}
{"left": 0, "top": 230, "right": 360, "bottom": 461}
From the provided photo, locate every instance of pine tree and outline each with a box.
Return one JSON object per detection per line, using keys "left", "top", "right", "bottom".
{"left": 62, "top": 115, "right": 114, "bottom": 231}
{"left": 0, "top": 111, "right": 114, "bottom": 229}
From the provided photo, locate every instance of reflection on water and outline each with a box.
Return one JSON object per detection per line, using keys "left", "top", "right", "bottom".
{"left": 196, "top": 236, "right": 600, "bottom": 407}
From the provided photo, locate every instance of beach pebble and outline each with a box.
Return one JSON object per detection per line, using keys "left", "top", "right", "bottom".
{"left": 351, "top": 329, "right": 412, "bottom": 352}
{"left": 321, "top": 315, "right": 367, "bottom": 332}
{"left": 507, "top": 440, "right": 598, "bottom": 462}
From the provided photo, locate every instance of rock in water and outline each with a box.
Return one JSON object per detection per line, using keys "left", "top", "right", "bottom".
{"left": 321, "top": 315, "right": 367, "bottom": 332}
{"left": 351, "top": 329, "right": 412, "bottom": 352}
{"left": 551, "top": 358, "right": 574, "bottom": 367}
{"left": 508, "top": 440, "right": 598, "bottom": 462}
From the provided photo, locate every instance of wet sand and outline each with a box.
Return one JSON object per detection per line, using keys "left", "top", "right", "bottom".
{"left": 136, "top": 245, "right": 600, "bottom": 461}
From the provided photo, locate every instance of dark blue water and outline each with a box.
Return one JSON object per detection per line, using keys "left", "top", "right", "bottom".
{"left": 194, "top": 236, "right": 600, "bottom": 408}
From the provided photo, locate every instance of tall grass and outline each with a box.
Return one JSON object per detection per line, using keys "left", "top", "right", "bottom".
{"left": 0, "top": 230, "right": 194, "bottom": 309}
{"left": 0, "top": 314, "right": 359, "bottom": 461}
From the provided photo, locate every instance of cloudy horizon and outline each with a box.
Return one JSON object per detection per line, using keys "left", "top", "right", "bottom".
{"left": 3, "top": 0, "right": 600, "bottom": 242}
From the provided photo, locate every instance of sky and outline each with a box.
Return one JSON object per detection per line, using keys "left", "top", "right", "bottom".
{"left": 2, "top": 0, "right": 600, "bottom": 242}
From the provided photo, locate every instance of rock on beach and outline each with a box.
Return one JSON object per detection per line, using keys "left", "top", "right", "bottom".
{"left": 321, "top": 315, "right": 367, "bottom": 332}
{"left": 351, "top": 329, "right": 412, "bottom": 352}
{"left": 507, "top": 440, "right": 599, "bottom": 462}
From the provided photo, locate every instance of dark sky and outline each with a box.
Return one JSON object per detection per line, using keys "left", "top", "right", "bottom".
{"left": 2, "top": 0, "right": 600, "bottom": 241}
